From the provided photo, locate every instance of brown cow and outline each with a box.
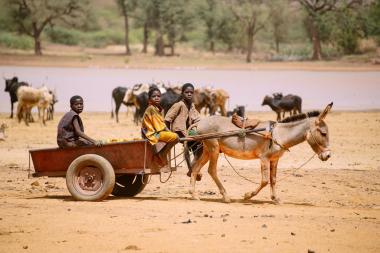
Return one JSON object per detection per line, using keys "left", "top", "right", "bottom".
{"left": 209, "top": 88, "right": 229, "bottom": 116}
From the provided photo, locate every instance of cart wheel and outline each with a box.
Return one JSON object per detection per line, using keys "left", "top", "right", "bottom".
{"left": 66, "top": 154, "right": 115, "bottom": 201}
{"left": 112, "top": 174, "right": 149, "bottom": 197}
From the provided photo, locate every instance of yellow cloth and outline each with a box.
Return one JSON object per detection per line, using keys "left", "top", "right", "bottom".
{"left": 142, "top": 105, "right": 176, "bottom": 144}
{"left": 157, "top": 131, "right": 178, "bottom": 143}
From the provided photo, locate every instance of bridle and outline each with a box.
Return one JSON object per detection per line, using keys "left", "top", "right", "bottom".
{"left": 307, "top": 118, "right": 330, "bottom": 155}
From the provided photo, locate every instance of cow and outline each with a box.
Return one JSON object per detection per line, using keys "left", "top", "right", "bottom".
{"left": 16, "top": 86, "right": 54, "bottom": 126}
{"left": 4, "top": 77, "right": 29, "bottom": 118}
{"left": 262, "top": 93, "right": 302, "bottom": 121}
{"left": 111, "top": 86, "right": 136, "bottom": 123}
{"left": 131, "top": 88, "right": 181, "bottom": 125}
{"left": 112, "top": 83, "right": 168, "bottom": 123}
{"left": 193, "top": 88, "right": 215, "bottom": 115}
{"left": 227, "top": 105, "right": 245, "bottom": 117}
{"left": 209, "top": 88, "right": 229, "bottom": 116}
{"left": 46, "top": 90, "right": 58, "bottom": 121}
{"left": 133, "top": 92, "right": 149, "bottom": 125}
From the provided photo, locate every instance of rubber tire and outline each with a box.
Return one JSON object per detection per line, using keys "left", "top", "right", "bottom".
{"left": 66, "top": 154, "right": 115, "bottom": 201}
{"left": 112, "top": 174, "right": 149, "bottom": 197}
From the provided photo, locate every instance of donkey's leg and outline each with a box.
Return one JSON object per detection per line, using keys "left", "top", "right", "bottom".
{"left": 270, "top": 159, "right": 280, "bottom": 204}
{"left": 189, "top": 148, "right": 209, "bottom": 200}
{"left": 206, "top": 141, "right": 231, "bottom": 203}
{"left": 244, "top": 159, "right": 270, "bottom": 200}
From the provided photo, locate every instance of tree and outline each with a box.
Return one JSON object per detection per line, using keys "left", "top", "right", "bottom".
{"left": 298, "top": 0, "right": 363, "bottom": 60}
{"left": 199, "top": 0, "right": 221, "bottom": 53}
{"left": 115, "top": 0, "right": 137, "bottom": 55}
{"left": 7, "top": 0, "right": 86, "bottom": 55}
{"left": 134, "top": 0, "right": 156, "bottom": 53}
{"left": 227, "top": 0, "right": 267, "bottom": 63}
{"left": 268, "top": 0, "right": 290, "bottom": 53}
{"left": 148, "top": 0, "right": 193, "bottom": 56}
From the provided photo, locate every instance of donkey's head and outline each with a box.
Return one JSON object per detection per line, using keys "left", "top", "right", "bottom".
{"left": 306, "top": 103, "right": 333, "bottom": 161}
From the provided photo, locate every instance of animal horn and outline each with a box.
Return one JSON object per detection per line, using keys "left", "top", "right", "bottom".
{"left": 319, "top": 102, "right": 333, "bottom": 121}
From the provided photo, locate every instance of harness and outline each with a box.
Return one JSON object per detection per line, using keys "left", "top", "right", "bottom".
{"left": 307, "top": 118, "right": 331, "bottom": 155}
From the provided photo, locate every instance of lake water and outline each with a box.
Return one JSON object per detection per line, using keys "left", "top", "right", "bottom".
{"left": 1, "top": 66, "right": 379, "bottom": 113}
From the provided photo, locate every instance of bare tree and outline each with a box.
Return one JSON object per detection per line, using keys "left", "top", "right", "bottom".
{"left": 227, "top": 0, "right": 267, "bottom": 63}
{"left": 298, "top": 0, "right": 363, "bottom": 60}
{"left": 7, "top": 0, "right": 85, "bottom": 55}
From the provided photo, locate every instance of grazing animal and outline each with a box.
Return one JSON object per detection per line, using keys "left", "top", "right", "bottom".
{"left": 160, "top": 88, "right": 181, "bottom": 114}
{"left": 209, "top": 89, "right": 229, "bottom": 116}
{"left": 112, "top": 83, "right": 168, "bottom": 123}
{"left": 4, "top": 77, "right": 29, "bottom": 118}
{"left": 111, "top": 87, "right": 135, "bottom": 123}
{"left": 262, "top": 93, "right": 302, "bottom": 121}
{"left": 227, "top": 105, "right": 245, "bottom": 117}
{"left": 133, "top": 92, "right": 149, "bottom": 124}
{"left": 46, "top": 90, "right": 58, "bottom": 121}
{"left": 187, "top": 103, "right": 333, "bottom": 203}
{"left": 193, "top": 88, "right": 215, "bottom": 114}
{"left": 16, "top": 86, "right": 54, "bottom": 126}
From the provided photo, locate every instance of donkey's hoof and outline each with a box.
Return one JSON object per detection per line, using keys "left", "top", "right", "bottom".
{"left": 222, "top": 194, "right": 231, "bottom": 203}
{"left": 243, "top": 192, "right": 252, "bottom": 200}
{"left": 189, "top": 193, "right": 200, "bottom": 201}
{"left": 271, "top": 196, "right": 281, "bottom": 204}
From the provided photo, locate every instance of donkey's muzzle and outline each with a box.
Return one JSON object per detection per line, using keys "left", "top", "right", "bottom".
{"left": 319, "top": 150, "right": 331, "bottom": 161}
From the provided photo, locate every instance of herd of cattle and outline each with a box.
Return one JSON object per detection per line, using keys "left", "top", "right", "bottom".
{"left": 111, "top": 83, "right": 231, "bottom": 124}
{"left": 3, "top": 76, "right": 303, "bottom": 126}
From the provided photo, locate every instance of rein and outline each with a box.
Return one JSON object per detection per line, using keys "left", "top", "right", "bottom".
{"left": 224, "top": 153, "right": 317, "bottom": 184}
{"left": 307, "top": 117, "right": 331, "bottom": 155}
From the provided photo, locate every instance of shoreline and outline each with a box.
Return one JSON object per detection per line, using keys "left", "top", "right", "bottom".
{"left": 1, "top": 53, "right": 380, "bottom": 72}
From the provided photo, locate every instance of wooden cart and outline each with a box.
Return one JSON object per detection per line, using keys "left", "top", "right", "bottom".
{"left": 29, "top": 140, "right": 173, "bottom": 201}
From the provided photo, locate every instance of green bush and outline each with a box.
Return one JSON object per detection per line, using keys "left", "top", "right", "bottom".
{"left": 45, "top": 27, "right": 80, "bottom": 45}
{"left": 0, "top": 32, "right": 34, "bottom": 49}
{"left": 81, "top": 30, "right": 124, "bottom": 48}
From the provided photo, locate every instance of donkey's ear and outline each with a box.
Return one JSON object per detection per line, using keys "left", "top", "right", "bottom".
{"left": 319, "top": 102, "right": 333, "bottom": 121}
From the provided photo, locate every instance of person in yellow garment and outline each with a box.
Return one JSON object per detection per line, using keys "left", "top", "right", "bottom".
{"left": 142, "top": 87, "right": 179, "bottom": 166}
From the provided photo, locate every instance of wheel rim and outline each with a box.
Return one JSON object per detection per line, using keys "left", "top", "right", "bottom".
{"left": 74, "top": 166, "right": 103, "bottom": 196}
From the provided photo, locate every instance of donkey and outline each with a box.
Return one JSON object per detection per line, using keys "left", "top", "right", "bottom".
{"left": 188, "top": 103, "right": 333, "bottom": 203}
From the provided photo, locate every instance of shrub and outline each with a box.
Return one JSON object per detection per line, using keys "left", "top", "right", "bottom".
{"left": 45, "top": 27, "right": 80, "bottom": 45}
{"left": 0, "top": 32, "right": 33, "bottom": 49}
{"left": 81, "top": 30, "right": 124, "bottom": 48}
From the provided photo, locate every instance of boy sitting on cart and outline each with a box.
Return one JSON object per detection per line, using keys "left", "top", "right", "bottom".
{"left": 57, "top": 95, "right": 102, "bottom": 148}
{"left": 141, "top": 87, "right": 179, "bottom": 166}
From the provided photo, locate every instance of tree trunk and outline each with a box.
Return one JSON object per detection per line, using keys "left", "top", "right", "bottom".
{"left": 210, "top": 40, "right": 215, "bottom": 54}
{"left": 275, "top": 39, "right": 280, "bottom": 53}
{"left": 34, "top": 35, "right": 42, "bottom": 55}
{"left": 170, "top": 41, "right": 175, "bottom": 56}
{"left": 142, "top": 22, "right": 148, "bottom": 53}
{"left": 124, "top": 14, "right": 131, "bottom": 55}
{"left": 310, "top": 19, "right": 322, "bottom": 60}
{"left": 155, "top": 35, "right": 164, "bottom": 56}
{"left": 246, "top": 28, "right": 254, "bottom": 63}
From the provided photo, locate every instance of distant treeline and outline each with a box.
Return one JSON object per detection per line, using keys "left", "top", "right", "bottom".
{"left": 0, "top": 0, "right": 379, "bottom": 61}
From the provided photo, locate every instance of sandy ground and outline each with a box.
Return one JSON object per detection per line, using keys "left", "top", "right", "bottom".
{"left": 0, "top": 110, "right": 379, "bottom": 253}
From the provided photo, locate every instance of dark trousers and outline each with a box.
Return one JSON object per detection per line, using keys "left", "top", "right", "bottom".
{"left": 58, "top": 138, "right": 92, "bottom": 148}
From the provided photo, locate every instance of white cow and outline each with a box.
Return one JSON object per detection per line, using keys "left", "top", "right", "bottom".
{"left": 16, "top": 86, "right": 54, "bottom": 126}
